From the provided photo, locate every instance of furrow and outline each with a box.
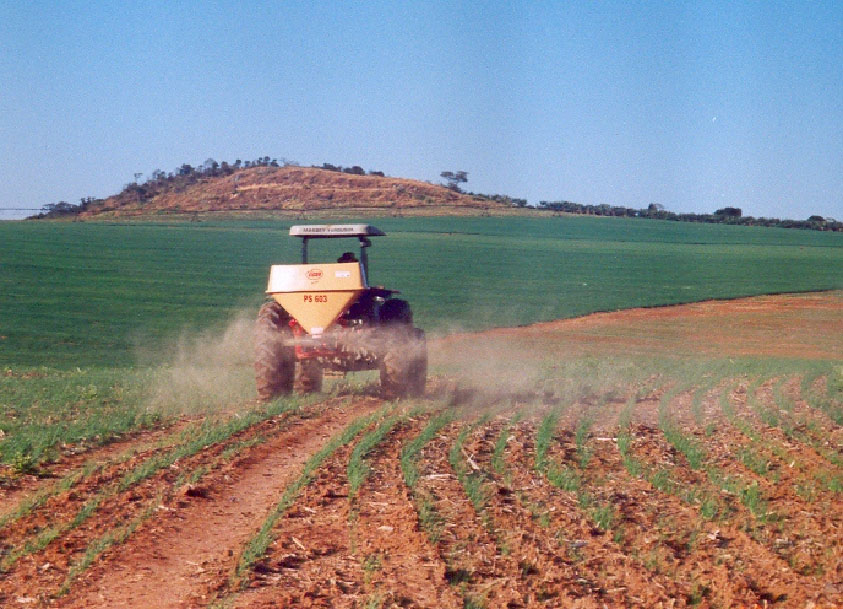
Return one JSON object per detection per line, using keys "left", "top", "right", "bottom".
{"left": 347, "top": 417, "right": 462, "bottom": 609}
{"left": 504, "top": 418, "right": 689, "bottom": 607}
{"left": 595, "top": 423, "right": 814, "bottom": 607}
{"left": 415, "top": 419, "right": 541, "bottom": 608}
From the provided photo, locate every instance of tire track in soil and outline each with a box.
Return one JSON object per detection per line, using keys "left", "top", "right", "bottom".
{"left": 499, "top": 420, "right": 688, "bottom": 607}
{"left": 415, "top": 420, "right": 543, "bottom": 608}
{"left": 590, "top": 397, "right": 632, "bottom": 436}
{"left": 225, "top": 436, "right": 364, "bottom": 608}
{"left": 553, "top": 396, "right": 620, "bottom": 438}
{"left": 49, "top": 397, "right": 384, "bottom": 609}
{"left": 625, "top": 426, "right": 837, "bottom": 606}
{"left": 668, "top": 388, "right": 707, "bottom": 429}
{"left": 629, "top": 391, "right": 665, "bottom": 429}
{"left": 347, "top": 418, "right": 462, "bottom": 609}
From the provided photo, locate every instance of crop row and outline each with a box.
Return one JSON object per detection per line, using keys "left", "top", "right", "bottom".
{"left": 1, "top": 371, "right": 839, "bottom": 607}
{"left": 0, "top": 394, "right": 315, "bottom": 603}
{"left": 220, "top": 379, "right": 841, "bottom": 608}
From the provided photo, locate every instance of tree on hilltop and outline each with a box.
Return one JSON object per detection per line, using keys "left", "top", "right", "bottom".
{"left": 440, "top": 171, "right": 468, "bottom": 192}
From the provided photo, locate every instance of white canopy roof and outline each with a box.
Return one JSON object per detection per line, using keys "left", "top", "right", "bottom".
{"left": 289, "top": 224, "right": 385, "bottom": 238}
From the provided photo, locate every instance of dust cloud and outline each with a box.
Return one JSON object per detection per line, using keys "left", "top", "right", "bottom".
{"left": 140, "top": 309, "right": 258, "bottom": 415}
{"left": 429, "top": 327, "right": 639, "bottom": 417}
{"left": 136, "top": 308, "right": 642, "bottom": 419}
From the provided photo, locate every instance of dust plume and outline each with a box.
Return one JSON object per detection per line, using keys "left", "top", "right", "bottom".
{"left": 139, "top": 309, "right": 258, "bottom": 415}
{"left": 429, "top": 324, "right": 645, "bottom": 420}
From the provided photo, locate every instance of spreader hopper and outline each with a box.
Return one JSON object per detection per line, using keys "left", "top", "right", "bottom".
{"left": 267, "top": 262, "right": 364, "bottom": 335}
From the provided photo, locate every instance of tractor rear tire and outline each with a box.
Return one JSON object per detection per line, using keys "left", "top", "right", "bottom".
{"left": 255, "top": 301, "right": 294, "bottom": 401}
{"left": 380, "top": 328, "right": 427, "bottom": 399}
{"left": 295, "top": 359, "right": 323, "bottom": 394}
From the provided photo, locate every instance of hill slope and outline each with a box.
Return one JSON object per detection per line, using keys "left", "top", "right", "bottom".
{"left": 80, "top": 166, "right": 506, "bottom": 217}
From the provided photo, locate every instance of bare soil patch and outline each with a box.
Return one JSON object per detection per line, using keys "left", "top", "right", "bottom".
{"left": 435, "top": 291, "right": 843, "bottom": 361}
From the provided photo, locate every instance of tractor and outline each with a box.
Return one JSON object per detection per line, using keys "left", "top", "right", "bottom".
{"left": 255, "top": 224, "right": 427, "bottom": 400}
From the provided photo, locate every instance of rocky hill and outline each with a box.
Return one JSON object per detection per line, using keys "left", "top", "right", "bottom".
{"left": 79, "top": 166, "right": 510, "bottom": 217}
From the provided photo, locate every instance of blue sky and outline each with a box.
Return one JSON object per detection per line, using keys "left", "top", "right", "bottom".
{"left": 1, "top": 1, "right": 841, "bottom": 220}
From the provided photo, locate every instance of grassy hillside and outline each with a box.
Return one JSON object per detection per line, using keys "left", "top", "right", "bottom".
{"left": 2, "top": 216, "right": 841, "bottom": 369}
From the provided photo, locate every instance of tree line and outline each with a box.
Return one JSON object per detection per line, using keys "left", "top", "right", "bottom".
{"left": 29, "top": 160, "right": 841, "bottom": 232}
{"left": 536, "top": 200, "right": 842, "bottom": 232}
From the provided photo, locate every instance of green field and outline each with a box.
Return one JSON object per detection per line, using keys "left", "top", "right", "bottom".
{"left": 2, "top": 216, "right": 841, "bottom": 368}
{"left": 1, "top": 216, "right": 841, "bottom": 470}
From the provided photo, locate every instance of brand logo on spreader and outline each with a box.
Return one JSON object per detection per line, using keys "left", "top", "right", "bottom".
{"left": 306, "top": 268, "right": 323, "bottom": 282}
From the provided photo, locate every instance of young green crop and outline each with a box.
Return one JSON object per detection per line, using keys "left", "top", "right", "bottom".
{"left": 806, "top": 371, "right": 843, "bottom": 425}
{"left": 399, "top": 413, "right": 453, "bottom": 545}
{"left": 491, "top": 424, "right": 512, "bottom": 476}
{"left": 575, "top": 410, "right": 595, "bottom": 469}
{"left": 3, "top": 217, "right": 842, "bottom": 369}
{"left": 348, "top": 415, "right": 402, "bottom": 498}
{"left": 1, "top": 397, "right": 300, "bottom": 573}
{"left": 616, "top": 391, "right": 645, "bottom": 478}
{"left": 234, "top": 405, "right": 390, "bottom": 586}
{"left": 400, "top": 412, "right": 452, "bottom": 488}
{"left": 0, "top": 419, "right": 204, "bottom": 532}
{"left": 59, "top": 428, "right": 275, "bottom": 596}
{"left": 0, "top": 461, "right": 97, "bottom": 530}
{"left": 658, "top": 388, "right": 706, "bottom": 470}
{"left": 58, "top": 494, "right": 162, "bottom": 597}
{"left": 534, "top": 411, "right": 560, "bottom": 473}
{"left": 0, "top": 368, "right": 160, "bottom": 470}
{"left": 449, "top": 427, "right": 487, "bottom": 514}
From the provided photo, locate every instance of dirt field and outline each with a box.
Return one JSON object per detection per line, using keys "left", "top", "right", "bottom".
{"left": 1, "top": 293, "right": 841, "bottom": 608}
